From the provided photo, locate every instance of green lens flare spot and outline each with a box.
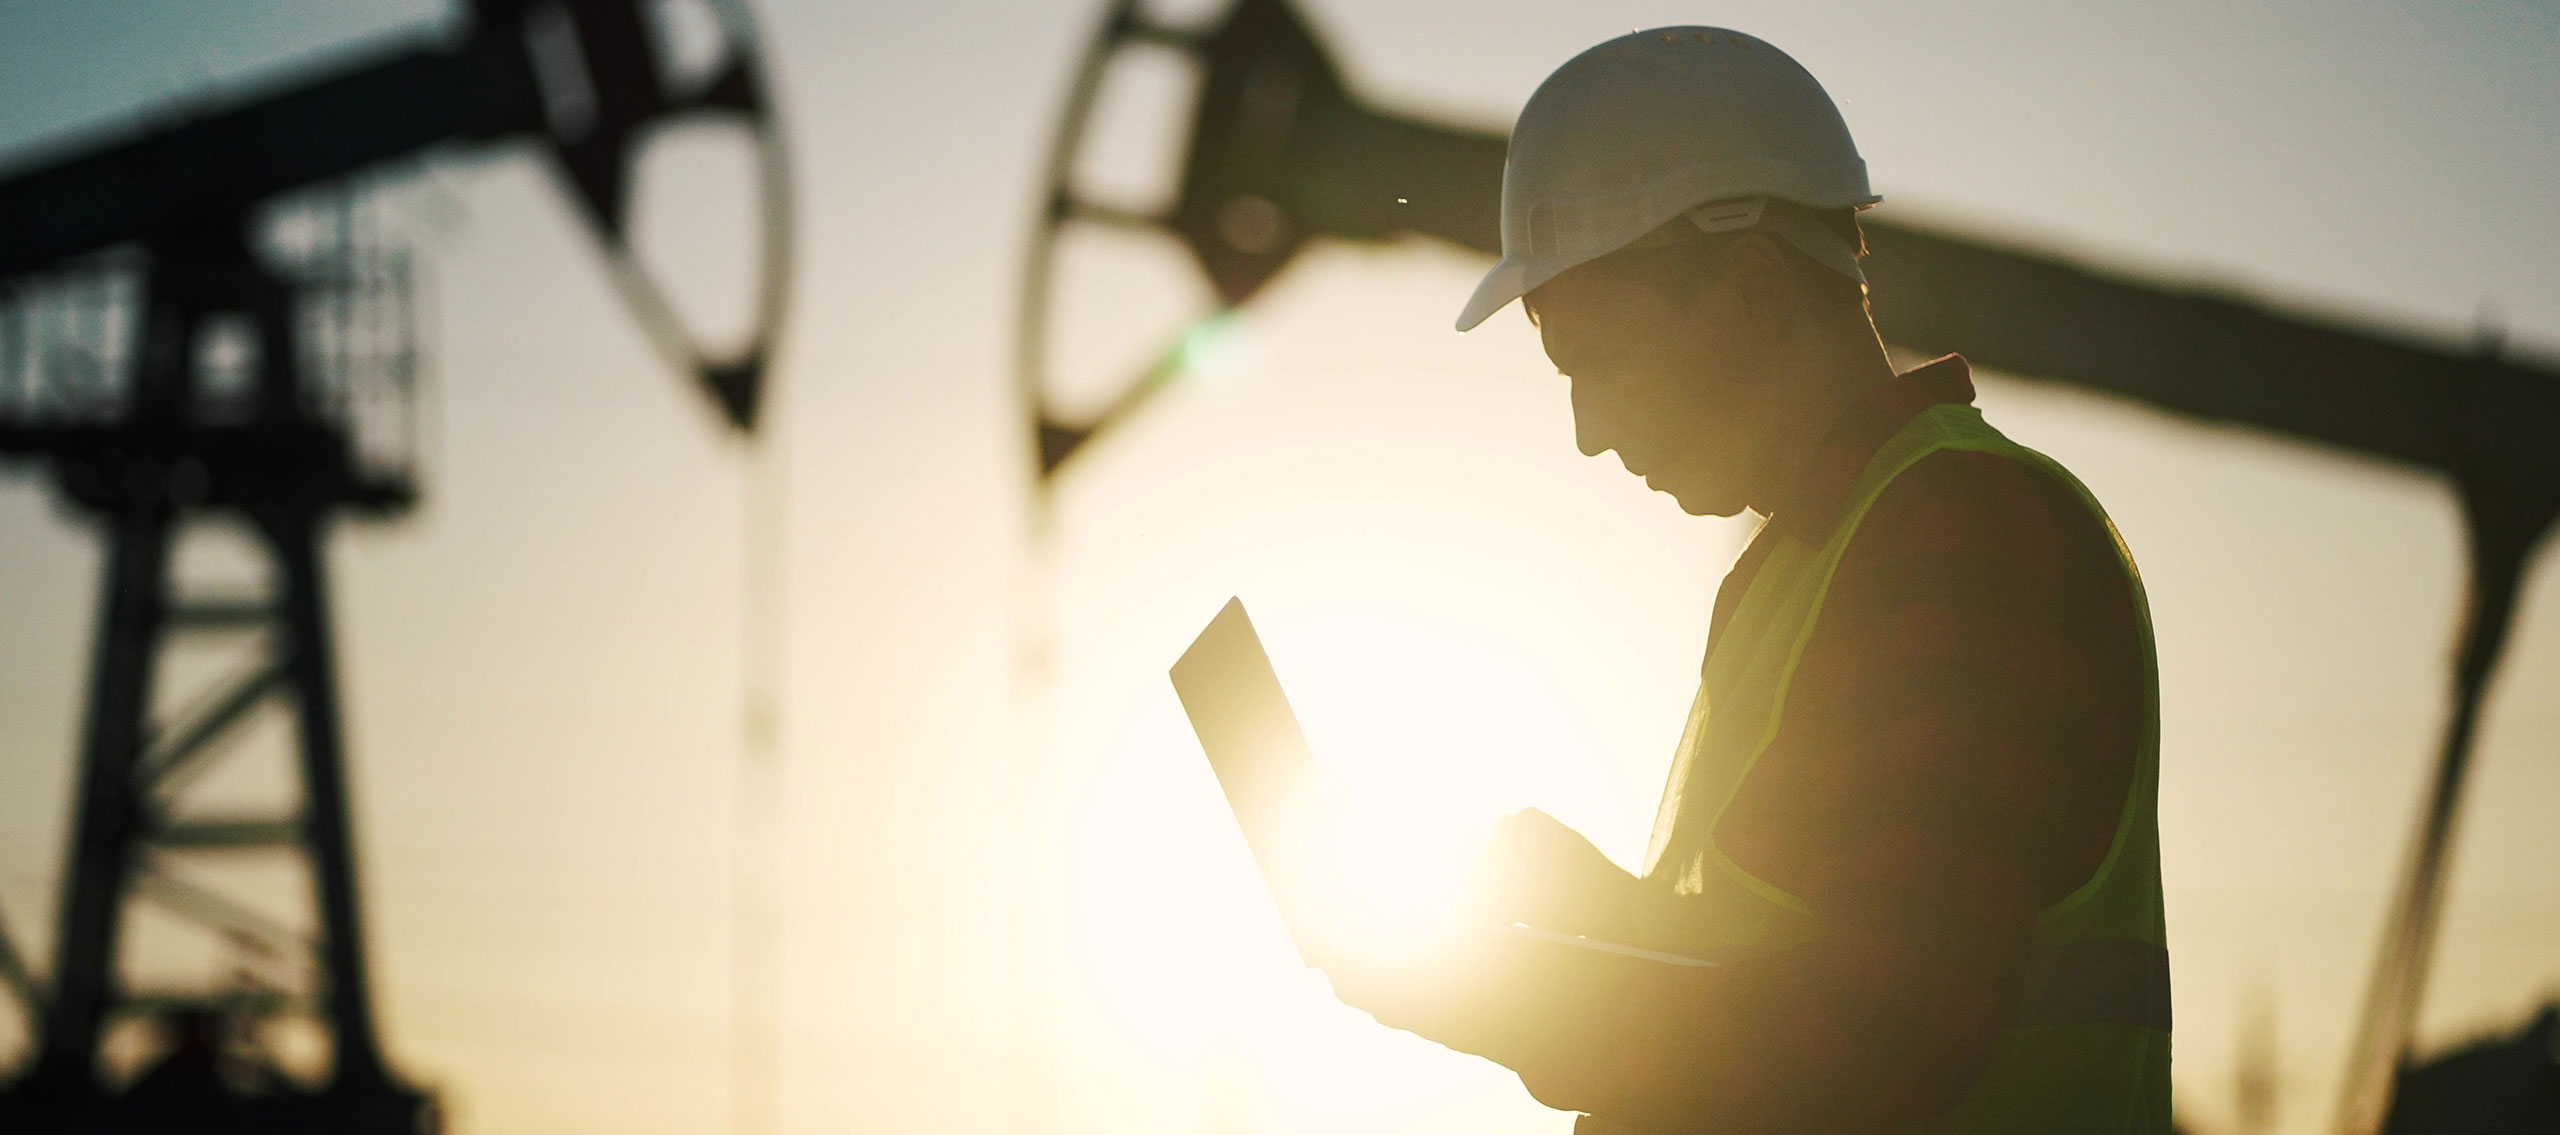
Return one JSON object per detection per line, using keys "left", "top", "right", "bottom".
{"left": 1177, "top": 312, "right": 1247, "bottom": 382}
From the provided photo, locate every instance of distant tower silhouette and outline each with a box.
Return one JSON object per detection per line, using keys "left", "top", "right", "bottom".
{"left": 0, "top": 1, "right": 790, "bottom": 1128}
{"left": 0, "top": 189, "right": 428, "bottom": 1132}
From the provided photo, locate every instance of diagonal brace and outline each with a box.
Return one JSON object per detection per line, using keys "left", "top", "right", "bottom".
{"left": 131, "top": 860, "right": 311, "bottom": 957}
{"left": 0, "top": 893, "right": 43, "bottom": 1036}
{"left": 132, "top": 654, "right": 291, "bottom": 799}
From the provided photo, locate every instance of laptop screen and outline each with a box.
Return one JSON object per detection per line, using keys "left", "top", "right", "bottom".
{"left": 1169, "top": 598, "right": 1336, "bottom": 964}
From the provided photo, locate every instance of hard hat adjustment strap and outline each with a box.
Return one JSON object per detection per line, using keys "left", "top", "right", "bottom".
{"left": 1611, "top": 195, "right": 1869, "bottom": 288}
{"left": 1686, "top": 196, "right": 1767, "bottom": 234}
{"left": 1689, "top": 197, "right": 1868, "bottom": 287}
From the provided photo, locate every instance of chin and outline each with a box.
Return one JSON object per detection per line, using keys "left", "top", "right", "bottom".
{"left": 1665, "top": 488, "right": 1744, "bottom": 518}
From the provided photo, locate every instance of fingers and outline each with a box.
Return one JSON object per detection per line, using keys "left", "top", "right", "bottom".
{"left": 1493, "top": 806, "right": 1563, "bottom": 842}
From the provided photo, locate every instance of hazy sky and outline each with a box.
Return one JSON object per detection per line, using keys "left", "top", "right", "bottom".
{"left": 1, "top": 2, "right": 2556, "bottom": 1134}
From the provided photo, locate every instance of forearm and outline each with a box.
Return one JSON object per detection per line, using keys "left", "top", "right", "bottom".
{"left": 1481, "top": 920, "right": 2023, "bottom": 1128}
{"left": 1330, "top": 927, "right": 1729, "bottom": 1106}
{"left": 1332, "top": 817, "right": 2032, "bottom": 1127}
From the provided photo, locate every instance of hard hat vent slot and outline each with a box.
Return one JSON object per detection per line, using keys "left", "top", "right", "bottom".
{"left": 1527, "top": 201, "right": 1555, "bottom": 259}
{"left": 1690, "top": 197, "right": 1767, "bottom": 234}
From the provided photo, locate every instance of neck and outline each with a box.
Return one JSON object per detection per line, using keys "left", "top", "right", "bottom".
{"left": 1744, "top": 317, "right": 1897, "bottom": 515}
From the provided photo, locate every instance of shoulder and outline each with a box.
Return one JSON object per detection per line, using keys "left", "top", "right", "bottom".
{"left": 1810, "top": 445, "right": 2145, "bottom": 701}
{"left": 1846, "top": 447, "right": 2126, "bottom": 592}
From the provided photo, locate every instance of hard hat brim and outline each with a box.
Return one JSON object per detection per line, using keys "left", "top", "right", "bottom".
{"left": 1455, "top": 256, "right": 1543, "bottom": 332}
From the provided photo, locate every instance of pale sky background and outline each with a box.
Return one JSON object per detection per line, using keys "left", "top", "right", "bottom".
{"left": 1, "top": 2, "right": 2557, "bottom": 1134}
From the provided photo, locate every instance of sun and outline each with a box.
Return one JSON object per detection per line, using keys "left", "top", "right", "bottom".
{"left": 1059, "top": 605, "right": 1600, "bottom": 1120}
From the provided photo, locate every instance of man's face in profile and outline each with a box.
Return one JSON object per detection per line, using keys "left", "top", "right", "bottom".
{"left": 1525, "top": 249, "right": 1781, "bottom": 518}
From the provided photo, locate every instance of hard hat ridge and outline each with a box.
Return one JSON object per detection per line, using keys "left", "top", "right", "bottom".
{"left": 1456, "top": 27, "right": 1878, "bottom": 331}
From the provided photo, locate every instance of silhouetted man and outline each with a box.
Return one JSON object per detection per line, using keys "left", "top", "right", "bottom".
{"left": 1328, "top": 27, "right": 2171, "bottom": 1134}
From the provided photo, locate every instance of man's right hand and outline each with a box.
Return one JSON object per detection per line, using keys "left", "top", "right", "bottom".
{"left": 1479, "top": 808, "right": 1640, "bottom": 942}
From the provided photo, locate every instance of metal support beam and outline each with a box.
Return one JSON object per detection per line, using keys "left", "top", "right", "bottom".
{"left": 165, "top": 598, "right": 278, "bottom": 630}
{"left": 262, "top": 503, "right": 392, "bottom": 1092}
{"left": 0, "top": 896, "right": 41, "bottom": 1042}
{"left": 1856, "top": 222, "right": 2560, "bottom": 490}
{"left": 2334, "top": 475, "right": 2560, "bottom": 1135}
{"left": 29, "top": 500, "right": 173, "bottom": 1093}
{"left": 0, "top": 39, "right": 540, "bottom": 279}
{"left": 148, "top": 818, "right": 305, "bottom": 851}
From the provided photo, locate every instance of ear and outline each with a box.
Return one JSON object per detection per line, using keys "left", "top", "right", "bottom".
{"left": 1724, "top": 233, "right": 1801, "bottom": 333}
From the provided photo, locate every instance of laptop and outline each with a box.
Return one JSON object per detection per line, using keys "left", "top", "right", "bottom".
{"left": 1169, "top": 597, "right": 1713, "bottom": 971}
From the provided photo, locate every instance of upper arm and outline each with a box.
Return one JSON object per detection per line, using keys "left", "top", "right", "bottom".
{"left": 1727, "top": 448, "right": 2144, "bottom": 908}
{"left": 1711, "top": 449, "right": 2148, "bottom": 1116}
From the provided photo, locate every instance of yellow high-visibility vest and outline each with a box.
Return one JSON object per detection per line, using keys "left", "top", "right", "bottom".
{"left": 1617, "top": 401, "right": 2171, "bottom": 1134}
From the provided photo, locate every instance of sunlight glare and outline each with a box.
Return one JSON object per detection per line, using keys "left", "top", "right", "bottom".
{"left": 1069, "top": 603, "right": 1592, "bottom": 1079}
{"left": 1274, "top": 611, "right": 1585, "bottom": 959}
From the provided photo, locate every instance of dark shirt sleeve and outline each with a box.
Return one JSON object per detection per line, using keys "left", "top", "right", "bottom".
{"left": 1506, "top": 450, "right": 2147, "bottom": 1129}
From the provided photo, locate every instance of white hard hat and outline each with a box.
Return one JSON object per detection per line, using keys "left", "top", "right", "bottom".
{"left": 1455, "top": 28, "right": 1879, "bottom": 332}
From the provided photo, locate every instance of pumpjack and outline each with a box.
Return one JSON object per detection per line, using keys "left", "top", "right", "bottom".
{"left": 1017, "top": 2, "right": 2560, "bottom": 1132}
{"left": 0, "top": 1, "right": 790, "bottom": 1129}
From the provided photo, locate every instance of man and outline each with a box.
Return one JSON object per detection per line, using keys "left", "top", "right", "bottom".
{"left": 1323, "top": 27, "right": 2171, "bottom": 1134}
